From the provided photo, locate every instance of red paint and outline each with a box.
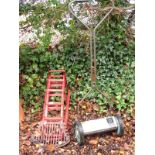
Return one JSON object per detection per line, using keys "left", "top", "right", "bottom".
{"left": 42, "top": 70, "right": 70, "bottom": 127}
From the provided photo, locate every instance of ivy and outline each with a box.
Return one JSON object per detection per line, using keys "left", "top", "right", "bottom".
{"left": 19, "top": 0, "right": 134, "bottom": 113}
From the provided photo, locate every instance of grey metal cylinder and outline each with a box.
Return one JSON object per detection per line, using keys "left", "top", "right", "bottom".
{"left": 81, "top": 116, "right": 118, "bottom": 135}
{"left": 74, "top": 116, "right": 124, "bottom": 145}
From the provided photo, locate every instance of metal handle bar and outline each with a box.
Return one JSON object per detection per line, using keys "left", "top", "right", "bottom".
{"left": 68, "top": 0, "right": 115, "bottom": 112}
{"left": 68, "top": 0, "right": 114, "bottom": 30}
{"left": 68, "top": 0, "right": 90, "bottom": 29}
{"left": 73, "top": 0, "right": 89, "bottom": 2}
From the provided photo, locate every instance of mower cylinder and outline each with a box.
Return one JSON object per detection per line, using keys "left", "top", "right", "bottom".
{"left": 74, "top": 116, "right": 124, "bottom": 145}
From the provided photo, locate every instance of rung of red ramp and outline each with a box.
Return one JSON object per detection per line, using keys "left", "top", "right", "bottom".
{"left": 42, "top": 70, "right": 70, "bottom": 127}
{"left": 48, "top": 106, "right": 62, "bottom": 110}
{"left": 48, "top": 102, "right": 63, "bottom": 106}
{"left": 50, "top": 75, "right": 64, "bottom": 78}
{"left": 48, "top": 79, "right": 65, "bottom": 82}
{"left": 47, "top": 89, "right": 64, "bottom": 92}
{"left": 43, "top": 117, "right": 63, "bottom": 121}
{"left": 50, "top": 84, "right": 63, "bottom": 87}
{"left": 48, "top": 94, "right": 62, "bottom": 97}
{"left": 48, "top": 70, "right": 65, "bottom": 73}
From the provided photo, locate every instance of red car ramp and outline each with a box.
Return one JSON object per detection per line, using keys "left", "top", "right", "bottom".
{"left": 32, "top": 70, "right": 71, "bottom": 147}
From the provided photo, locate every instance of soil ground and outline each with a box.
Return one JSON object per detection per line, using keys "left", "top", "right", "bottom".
{"left": 19, "top": 102, "right": 135, "bottom": 155}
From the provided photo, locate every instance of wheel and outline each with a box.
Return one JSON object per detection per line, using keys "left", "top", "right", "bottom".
{"left": 74, "top": 121, "right": 85, "bottom": 145}
{"left": 115, "top": 115, "right": 124, "bottom": 136}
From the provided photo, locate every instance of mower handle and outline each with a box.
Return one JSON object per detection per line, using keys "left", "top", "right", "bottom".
{"left": 68, "top": 0, "right": 90, "bottom": 29}
{"left": 73, "top": 0, "right": 89, "bottom": 2}
{"left": 68, "top": 0, "right": 114, "bottom": 30}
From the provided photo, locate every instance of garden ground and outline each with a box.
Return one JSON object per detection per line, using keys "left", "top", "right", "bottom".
{"left": 19, "top": 101, "right": 135, "bottom": 155}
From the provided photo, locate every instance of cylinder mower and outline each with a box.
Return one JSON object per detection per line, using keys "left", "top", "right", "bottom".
{"left": 74, "top": 116, "right": 124, "bottom": 145}
{"left": 32, "top": 0, "right": 125, "bottom": 148}
{"left": 68, "top": 0, "right": 124, "bottom": 145}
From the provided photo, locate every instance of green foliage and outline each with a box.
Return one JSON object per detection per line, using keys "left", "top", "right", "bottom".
{"left": 19, "top": 1, "right": 134, "bottom": 113}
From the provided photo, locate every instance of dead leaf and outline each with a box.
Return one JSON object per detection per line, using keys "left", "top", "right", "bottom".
{"left": 20, "top": 124, "right": 28, "bottom": 130}
{"left": 34, "top": 130, "right": 41, "bottom": 137}
{"left": 46, "top": 144, "right": 55, "bottom": 152}
{"left": 35, "top": 144, "right": 40, "bottom": 148}
{"left": 89, "top": 138, "right": 99, "bottom": 145}
{"left": 21, "top": 136, "right": 28, "bottom": 141}
{"left": 111, "top": 150, "right": 118, "bottom": 154}
{"left": 124, "top": 143, "right": 130, "bottom": 150}
{"left": 93, "top": 104, "right": 100, "bottom": 111}
{"left": 31, "top": 122, "right": 38, "bottom": 127}
{"left": 82, "top": 105, "right": 87, "bottom": 109}
{"left": 119, "top": 150, "right": 125, "bottom": 154}
{"left": 23, "top": 140, "right": 31, "bottom": 146}
{"left": 37, "top": 148, "right": 44, "bottom": 154}
{"left": 125, "top": 122, "right": 130, "bottom": 127}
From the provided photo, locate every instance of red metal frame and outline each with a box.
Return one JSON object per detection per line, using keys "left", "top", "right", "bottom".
{"left": 42, "top": 70, "right": 70, "bottom": 127}
{"left": 32, "top": 70, "right": 70, "bottom": 146}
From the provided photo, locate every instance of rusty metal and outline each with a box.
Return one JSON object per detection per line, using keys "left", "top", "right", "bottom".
{"left": 69, "top": 0, "right": 114, "bottom": 112}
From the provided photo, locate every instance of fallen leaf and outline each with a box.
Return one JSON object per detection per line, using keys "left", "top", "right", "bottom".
{"left": 59, "top": 148, "right": 64, "bottom": 153}
{"left": 31, "top": 122, "right": 38, "bottom": 127}
{"left": 124, "top": 143, "right": 130, "bottom": 150}
{"left": 35, "top": 144, "right": 41, "bottom": 148}
{"left": 21, "top": 136, "right": 28, "bottom": 140}
{"left": 23, "top": 140, "right": 31, "bottom": 146}
{"left": 34, "top": 131, "right": 41, "bottom": 137}
{"left": 89, "top": 138, "right": 99, "bottom": 145}
{"left": 37, "top": 148, "right": 44, "bottom": 154}
{"left": 111, "top": 150, "right": 118, "bottom": 154}
{"left": 119, "top": 150, "right": 125, "bottom": 154}
{"left": 82, "top": 105, "right": 87, "bottom": 109}
{"left": 93, "top": 104, "right": 100, "bottom": 111}
{"left": 46, "top": 144, "right": 55, "bottom": 152}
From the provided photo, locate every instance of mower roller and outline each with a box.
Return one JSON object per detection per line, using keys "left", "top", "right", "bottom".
{"left": 74, "top": 115, "right": 124, "bottom": 145}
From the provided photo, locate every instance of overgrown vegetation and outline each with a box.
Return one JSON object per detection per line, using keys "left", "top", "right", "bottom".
{"left": 19, "top": 0, "right": 134, "bottom": 114}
